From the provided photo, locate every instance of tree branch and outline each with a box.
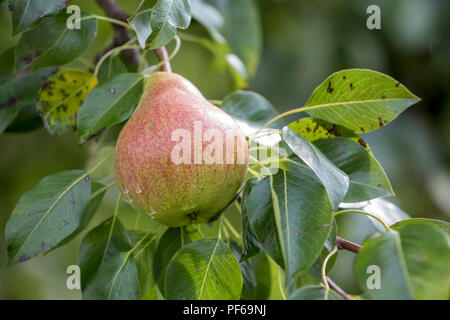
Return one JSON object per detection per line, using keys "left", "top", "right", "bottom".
{"left": 326, "top": 277, "right": 353, "bottom": 300}
{"left": 336, "top": 236, "right": 361, "bottom": 253}
{"left": 95, "top": 0, "right": 172, "bottom": 72}
{"left": 95, "top": 0, "right": 140, "bottom": 66}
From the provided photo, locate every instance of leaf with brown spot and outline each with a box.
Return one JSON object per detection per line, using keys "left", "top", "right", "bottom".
{"left": 37, "top": 70, "right": 97, "bottom": 135}
{"left": 9, "top": 0, "right": 69, "bottom": 36}
{"left": 14, "top": 10, "right": 97, "bottom": 73}
{"left": 0, "top": 49, "right": 57, "bottom": 134}
{"left": 304, "top": 69, "right": 420, "bottom": 133}
{"left": 313, "top": 138, "right": 394, "bottom": 202}
{"left": 288, "top": 117, "right": 372, "bottom": 153}
{"left": 5, "top": 170, "right": 91, "bottom": 266}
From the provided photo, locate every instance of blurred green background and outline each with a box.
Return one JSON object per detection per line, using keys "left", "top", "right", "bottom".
{"left": 0, "top": 0, "right": 449, "bottom": 299}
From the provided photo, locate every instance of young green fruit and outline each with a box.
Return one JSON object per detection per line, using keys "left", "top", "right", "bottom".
{"left": 114, "top": 72, "right": 248, "bottom": 227}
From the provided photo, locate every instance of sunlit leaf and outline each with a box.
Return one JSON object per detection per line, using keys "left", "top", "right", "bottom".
{"left": 165, "top": 238, "right": 243, "bottom": 299}
{"left": 354, "top": 224, "right": 449, "bottom": 299}
{"left": 153, "top": 226, "right": 202, "bottom": 296}
{"left": 304, "top": 69, "right": 420, "bottom": 133}
{"left": 288, "top": 117, "right": 372, "bottom": 153}
{"left": 37, "top": 70, "right": 97, "bottom": 135}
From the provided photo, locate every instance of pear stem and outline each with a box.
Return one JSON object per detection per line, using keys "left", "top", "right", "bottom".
{"left": 153, "top": 47, "right": 172, "bottom": 72}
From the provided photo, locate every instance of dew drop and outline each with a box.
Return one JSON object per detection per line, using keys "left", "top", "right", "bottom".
{"left": 135, "top": 185, "right": 143, "bottom": 194}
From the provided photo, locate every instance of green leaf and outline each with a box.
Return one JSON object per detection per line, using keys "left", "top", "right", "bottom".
{"left": 181, "top": 36, "right": 247, "bottom": 89}
{"left": 288, "top": 117, "right": 372, "bottom": 153}
{"left": 212, "top": 0, "right": 262, "bottom": 77}
{"left": 340, "top": 198, "right": 410, "bottom": 232}
{"left": 308, "top": 248, "right": 338, "bottom": 282}
{"left": 128, "top": 0, "right": 153, "bottom": 49}
{"left": 153, "top": 226, "right": 203, "bottom": 296}
{"left": 78, "top": 217, "right": 133, "bottom": 290}
{"left": 77, "top": 73, "right": 143, "bottom": 144}
{"left": 191, "top": 0, "right": 225, "bottom": 42}
{"left": 0, "top": 47, "right": 57, "bottom": 133}
{"left": 97, "top": 55, "right": 128, "bottom": 84}
{"left": 8, "top": 0, "right": 69, "bottom": 36}
{"left": 222, "top": 90, "right": 281, "bottom": 134}
{"left": 131, "top": 231, "right": 159, "bottom": 297}
{"left": 288, "top": 285, "right": 343, "bottom": 300}
{"left": 391, "top": 218, "right": 450, "bottom": 238}
{"left": 304, "top": 69, "right": 420, "bottom": 133}
{"left": 354, "top": 224, "right": 449, "bottom": 299}
{"left": 306, "top": 220, "right": 338, "bottom": 278}
{"left": 313, "top": 138, "right": 393, "bottom": 202}
{"left": 47, "top": 182, "right": 107, "bottom": 253}
{"left": 190, "top": 0, "right": 260, "bottom": 80}
{"left": 147, "top": 0, "right": 192, "bottom": 49}
{"left": 287, "top": 272, "right": 320, "bottom": 293}
{"left": 165, "top": 238, "right": 243, "bottom": 300}
{"left": 83, "top": 252, "right": 140, "bottom": 300}
{"left": 15, "top": 11, "right": 97, "bottom": 73}
{"left": 0, "top": 48, "right": 15, "bottom": 83}
{"left": 5, "top": 103, "right": 43, "bottom": 132}
{"left": 5, "top": 170, "right": 91, "bottom": 265}
{"left": 0, "top": 106, "right": 21, "bottom": 134}
{"left": 246, "top": 165, "right": 334, "bottom": 276}
{"left": 324, "top": 219, "right": 338, "bottom": 252}
{"left": 282, "top": 127, "right": 349, "bottom": 210}
{"left": 236, "top": 250, "right": 271, "bottom": 300}
{"left": 1, "top": 67, "right": 58, "bottom": 110}
{"left": 37, "top": 70, "right": 97, "bottom": 135}
{"left": 240, "top": 178, "right": 262, "bottom": 261}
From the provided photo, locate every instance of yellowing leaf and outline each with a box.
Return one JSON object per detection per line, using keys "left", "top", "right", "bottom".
{"left": 288, "top": 117, "right": 372, "bottom": 153}
{"left": 37, "top": 70, "right": 97, "bottom": 135}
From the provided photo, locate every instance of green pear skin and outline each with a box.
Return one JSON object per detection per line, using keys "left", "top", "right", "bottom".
{"left": 114, "top": 72, "right": 248, "bottom": 227}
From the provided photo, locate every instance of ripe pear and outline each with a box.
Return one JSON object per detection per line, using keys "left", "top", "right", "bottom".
{"left": 114, "top": 72, "right": 248, "bottom": 227}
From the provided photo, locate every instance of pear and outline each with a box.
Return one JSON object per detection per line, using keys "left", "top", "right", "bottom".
{"left": 114, "top": 72, "right": 248, "bottom": 227}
